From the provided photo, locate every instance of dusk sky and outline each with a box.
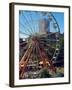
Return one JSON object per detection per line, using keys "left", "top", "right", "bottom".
{"left": 19, "top": 10, "right": 64, "bottom": 39}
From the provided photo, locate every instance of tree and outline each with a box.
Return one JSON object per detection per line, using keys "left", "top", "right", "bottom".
{"left": 40, "top": 68, "right": 51, "bottom": 78}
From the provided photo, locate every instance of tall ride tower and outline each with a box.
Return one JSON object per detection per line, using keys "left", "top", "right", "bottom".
{"left": 39, "top": 18, "right": 50, "bottom": 34}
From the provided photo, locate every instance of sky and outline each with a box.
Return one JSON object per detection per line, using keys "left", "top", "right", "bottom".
{"left": 19, "top": 10, "right": 64, "bottom": 39}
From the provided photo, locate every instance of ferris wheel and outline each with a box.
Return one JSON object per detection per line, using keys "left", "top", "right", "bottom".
{"left": 19, "top": 11, "right": 61, "bottom": 79}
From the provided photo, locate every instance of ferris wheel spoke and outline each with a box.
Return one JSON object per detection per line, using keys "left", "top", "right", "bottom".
{"left": 47, "top": 32, "right": 57, "bottom": 36}
{"left": 45, "top": 44, "right": 56, "bottom": 49}
{"left": 20, "top": 17, "right": 33, "bottom": 35}
{"left": 40, "top": 38, "right": 57, "bottom": 42}
{"left": 26, "top": 12, "right": 35, "bottom": 34}
{"left": 20, "top": 44, "right": 28, "bottom": 57}
{"left": 20, "top": 22, "right": 33, "bottom": 35}
{"left": 32, "top": 45, "right": 39, "bottom": 63}
{"left": 20, "top": 30, "right": 30, "bottom": 36}
{"left": 20, "top": 41, "right": 27, "bottom": 46}
{"left": 29, "top": 12, "right": 36, "bottom": 34}
{"left": 35, "top": 46, "right": 40, "bottom": 65}
{"left": 46, "top": 39, "right": 58, "bottom": 43}
{"left": 20, "top": 13, "right": 33, "bottom": 35}
{"left": 22, "top": 12, "right": 34, "bottom": 34}
{"left": 40, "top": 40, "right": 56, "bottom": 49}
{"left": 22, "top": 45, "right": 28, "bottom": 52}
{"left": 32, "top": 45, "right": 35, "bottom": 55}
